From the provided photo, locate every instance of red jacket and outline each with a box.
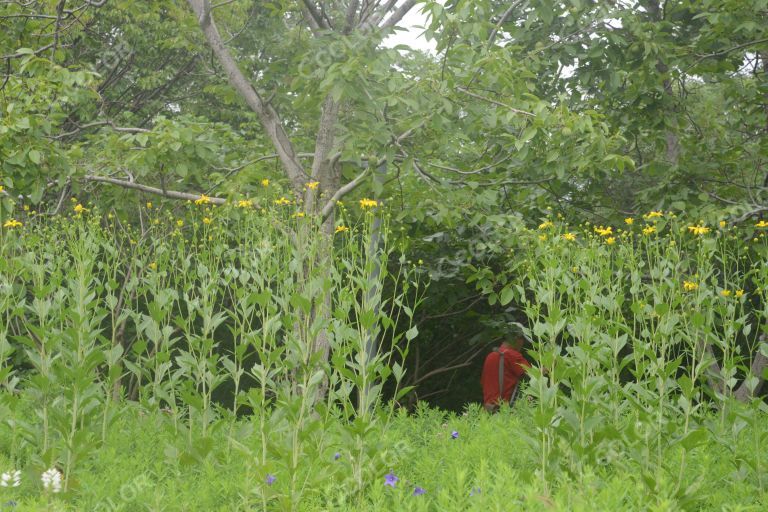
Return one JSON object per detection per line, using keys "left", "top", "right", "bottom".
{"left": 481, "top": 346, "right": 530, "bottom": 406}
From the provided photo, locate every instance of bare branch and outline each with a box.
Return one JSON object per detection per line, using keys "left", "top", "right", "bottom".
{"left": 84, "top": 175, "right": 229, "bottom": 204}
{"left": 687, "top": 38, "right": 768, "bottom": 72}
{"left": 206, "top": 152, "right": 315, "bottom": 193}
{"left": 487, "top": 0, "right": 522, "bottom": 45}
{"left": 320, "top": 167, "right": 371, "bottom": 219}
{"left": 425, "top": 154, "right": 514, "bottom": 175}
{"left": 211, "top": 0, "right": 236, "bottom": 9}
{"left": 380, "top": 0, "right": 417, "bottom": 30}
{"left": 2, "top": 42, "right": 58, "bottom": 60}
{"left": 186, "top": 0, "right": 308, "bottom": 189}
{"left": 457, "top": 87, "right": 535, "bottom": 117}
{"left": 360, "top": 0, "right": 397, "bottom": 30}
{"left": 52, "top": 120, "right": 151, "bottom": 139}
{"left": 301, "top": 0, "right": 332, "bottom": 31}
{"left": 732, "top": 206, "right": 768, "bottom": 223}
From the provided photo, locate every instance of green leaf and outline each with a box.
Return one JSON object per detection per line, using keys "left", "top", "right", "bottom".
{"left": 499, "top": 285, "right": 515, "bottom": 306}
{"left": 28, "top": 149, "right": 41, "bottom": 164}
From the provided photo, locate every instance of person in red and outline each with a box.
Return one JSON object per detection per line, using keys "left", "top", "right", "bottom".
{"left": 481, "top": 335, "right": 531, "bottom": 413}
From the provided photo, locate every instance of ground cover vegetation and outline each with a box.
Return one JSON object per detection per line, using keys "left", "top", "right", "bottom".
{"left": 1, "top": 0, "right": 767, "bottom": 510}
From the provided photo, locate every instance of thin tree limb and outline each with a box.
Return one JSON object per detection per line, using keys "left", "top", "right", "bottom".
{"left": 187, "top": 0, "right": 308, "bottom": 190}
{"left": 457, "top": 86, "right": 535, "bottom": 117}
{"left": 380, "top": 0, "right": 417, "bottom": 29}
{"left": 487, "top": 0, "right": 522, "bottom": 46}
{"left": 84, "top": 175, "right": 228, "bottom": 204}
{"left": 52, "top": 120, "right": 150, "bottom": 139}
{"left": 320, "top": 167, "right": 371, "bottom": 219}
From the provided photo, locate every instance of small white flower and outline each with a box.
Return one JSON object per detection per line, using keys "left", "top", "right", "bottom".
{"left": 0, "top": 470, "right": 21, "bottom": 488}
{"left": 41, "top": 468, "right": 62, "bottom": 493}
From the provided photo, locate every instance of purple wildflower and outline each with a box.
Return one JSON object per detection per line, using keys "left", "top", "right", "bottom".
{"left": 384, "top": 472, "right": 399, "bottom": 487}
{"left": 470, "top": 487, "right": 482, "bottom": 496}
{"left": 265, "top": 474, "right": 276, "bottom": 486}
{"left": 413, "top": 486, "right": 426, "bottom": 496}
{"left": 451, "top": 430, "right": 459, "bottom": 439}
{"left": 333, "top": 452, "right": 341, "bottom": 460}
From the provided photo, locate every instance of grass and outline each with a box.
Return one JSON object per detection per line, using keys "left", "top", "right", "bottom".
{"left": 1, "top": 400, "right": 765, "bottom": 511}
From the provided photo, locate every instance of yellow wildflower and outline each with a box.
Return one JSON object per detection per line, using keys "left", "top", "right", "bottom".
{"left": 73, "top": 203, "right": 88, "bottom": 214}
{"left": 23, "top": 204, "right": 29, "bottom": 211}
{"left": 538, "top": 234, "right": 547, "bottom": 241}
{"left": 274, "top": 197, "right": 291, "bottom": 205}
{"left": 624, "top": 217, "right": 634, "bottom": 225}
{"left": 683, "top": 281, "right": 698, "bottom": 291}
{"left": 261, "top": 179, "right": 270, "bottom": 187}
{"left": 176, "top": 219, "right": 184, "bottom": 227}
{"left": 719, "top": 220, "right": 726, "bottom": 228}
{"left": 146, "top": 202, "right": 153, "bottom": 209}
{"left": 153, "top": 219, "right": 160, "bottom": 225}
{"left": 644, "top": 211, "right": 663, "bottom": 219}
{"left": 148, "top": 262, "right": 157, "bottom": 271}
{"left": 3, "top": 219, "right": 22, "bottom": 229}
{"left": 605, "top": 237, "right": 616, "bottom": 245}
{"left": 538, "top": 220, "right": 554, "bottom": 230}
{"left": 642, "top": 226, "right": 656, "bottom": 235}
{"left": 687, "top": 225, "right": 710, "bottom": 235}
{"left": 202, "top": 217, "right": 212, "bottom": 225}
{"left": 335, "top": 225, "right": 349, "bottom": 234}
{"left": 756, "top": 220, "right": 768, "bottom": 228}
{"left": 237, "top": 199, "right": 253, "bottom": 208}
{"left": 306, "top": 181, "right": 320, "bottom": 190}
{"left": 292, "top": 212, "right": 305, "bottom": 218}
{"left": 594, "top": 226, "right": 613, "bottom": 236}
{"left": 720, "top": 289, "right": 731, "bottom": 297}
{"left": 735, "top": 289, "right": 745, "bottom": 298}
{"left": 0, "top": 186, "right": 4, "bottom": 193}
{"left": 194, "top": 194, "right": 211, "bottom": 205}
{"left": 562, "top": 232, "right": 576, "bottom": 241}
{"left": 359, "top": 198, "right": 378, "bottom": 209}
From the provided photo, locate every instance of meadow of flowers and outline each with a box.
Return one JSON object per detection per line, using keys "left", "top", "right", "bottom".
{"left": 0, "top": 201, "right": 767, "bottom": 510}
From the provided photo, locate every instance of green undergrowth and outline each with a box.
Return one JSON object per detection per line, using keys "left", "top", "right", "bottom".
{"left": 1, "top": 402, "right": 765, "bottom": 511}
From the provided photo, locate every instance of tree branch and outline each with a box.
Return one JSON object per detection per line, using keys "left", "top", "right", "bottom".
{"left": 456, "top": 87, "right": 535, "bottom": 117}
{"left": 487, "top": 0, "right": 522, "bottom": 45}
{"left": 732, "top": 205, "right": 768, "bottom": 223}
{"left": 320, "top": 167, "right": 371, "bottom": 219}
{"left": 301, "top": 0, "right": 332, "bottom": 31}
{"left": 186, "top": 0, "right": 308, "bottom": 190}
{"left": 360, "top": 0, "right": 397, "bottom": 31}
{"left": 380, "top": 0, "right": 417, "bottom": 30}
{"left": 84, "top": 175, "right": 228, "bottom": 204}
{"left": 52, "top": 120, "right": 150, "bottom": 139}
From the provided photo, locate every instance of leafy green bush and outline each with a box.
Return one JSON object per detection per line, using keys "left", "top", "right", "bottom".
{"left": 0, "top": 198, "right": 423, "bottom": 507}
